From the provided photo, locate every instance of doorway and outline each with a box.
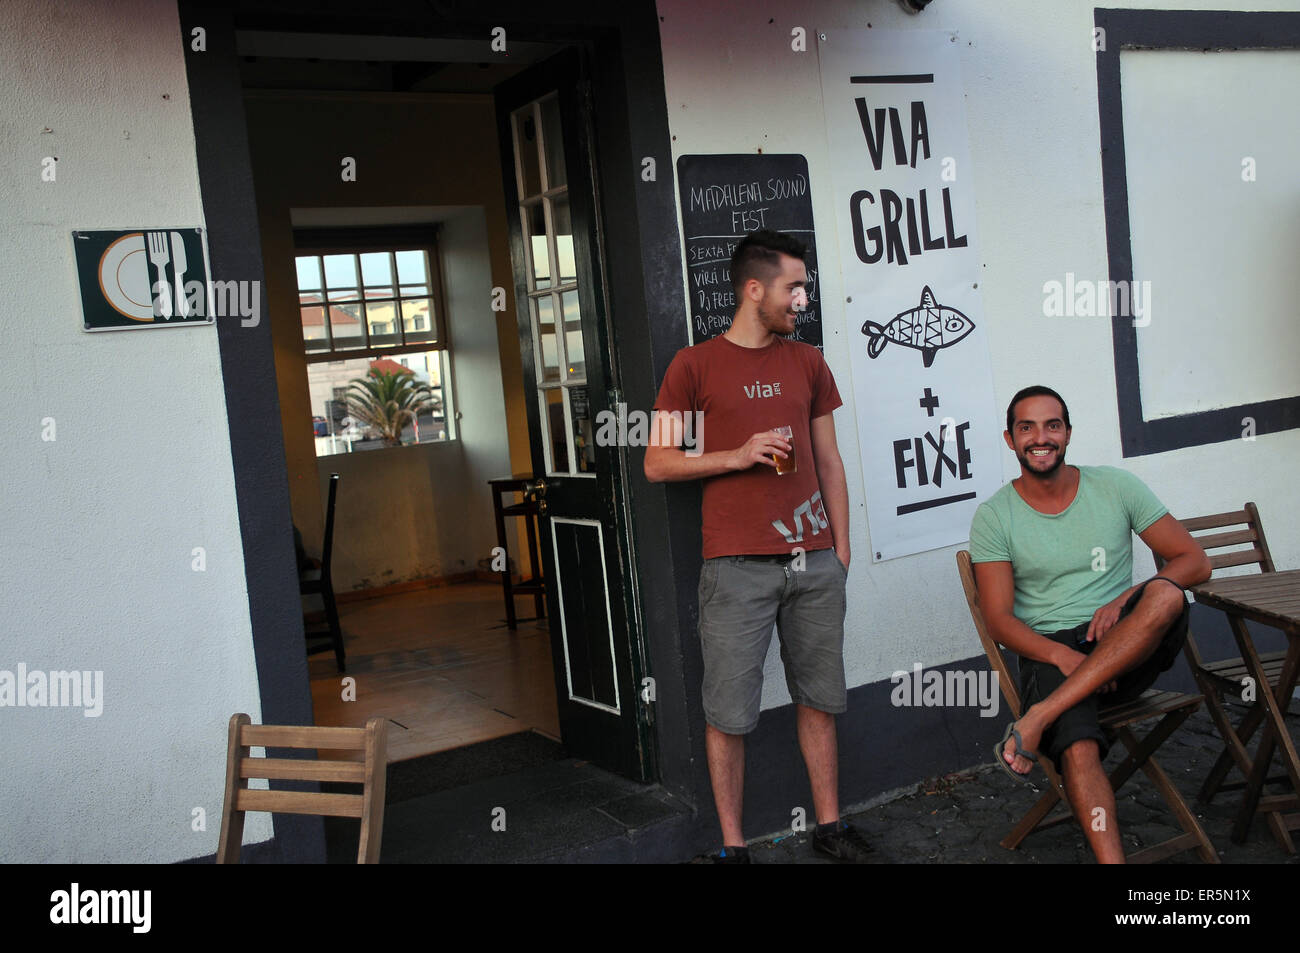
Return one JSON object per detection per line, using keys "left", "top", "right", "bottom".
{"left": 231, "top": 22, "right": 653, "bottom": 784}
{"left": 182, "top": 1, "right": 697, "bottom": 861}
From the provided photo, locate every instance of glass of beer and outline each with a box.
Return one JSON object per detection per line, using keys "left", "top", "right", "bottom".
{"left": 774, "top": 425, "right": 796, "bottom": 475}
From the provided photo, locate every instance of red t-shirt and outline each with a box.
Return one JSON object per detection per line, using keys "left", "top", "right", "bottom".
{"left": 653, "top": 334, "right": 843, "bottom": 558}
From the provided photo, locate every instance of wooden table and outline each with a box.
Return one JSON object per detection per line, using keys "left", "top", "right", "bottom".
{"left": 1190, "top": 570, "right": 1300, "bottom": 848}
{"left": 488, "top": 475, "right": 547, "bottom": 630}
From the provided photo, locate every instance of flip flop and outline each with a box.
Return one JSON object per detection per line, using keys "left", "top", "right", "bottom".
{"left": 993, "top": 722, "right": 1038, "bottom": 784}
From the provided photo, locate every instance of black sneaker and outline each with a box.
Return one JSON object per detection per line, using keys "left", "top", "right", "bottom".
{"left": 812, "top": 821, "right": 874, "bottom": 862}
{"left": 686, "top": 845, "right": 752, "bottom": 864}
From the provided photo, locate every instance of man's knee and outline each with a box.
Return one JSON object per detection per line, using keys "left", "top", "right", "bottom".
{"left": 1060, "top": 738, "right": 1102, "bottom": 773}
{"left": 1135, "top": 582, "right": 1185, "bottom": 631}
{"left": 795, "top": 703, "right": 835, "bottom": 723}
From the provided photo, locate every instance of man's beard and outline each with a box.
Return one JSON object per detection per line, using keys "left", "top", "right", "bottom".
{"left": 757, "top": 299, "right": 794, "bottom": 335}
{"left": 1018, "top": 444, "right": 1066, "bottom": 477}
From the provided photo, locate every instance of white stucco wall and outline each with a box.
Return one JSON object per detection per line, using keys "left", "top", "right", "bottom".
{"left": 441, "top": 206, "right": 518, "bottom": 546}
{"left": 0, "top": 0, "right": 267, "bottom": 860}
{"left": 656, "top": 0, "right": 1300, "bottom": 708}
{"left": 1120, "top": 48, "right": 1300, "bottom": 417}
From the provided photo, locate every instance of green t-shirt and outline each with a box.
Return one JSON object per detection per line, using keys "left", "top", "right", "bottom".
{"left": 968, "top": 466, "right": 1168, "bottom": 632}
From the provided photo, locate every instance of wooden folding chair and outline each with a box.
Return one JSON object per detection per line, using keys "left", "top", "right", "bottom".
{"left": 217, "top": 713, "right": 388, "bottom": 864}
{"left": 956, "top": 550, "right": 1218, "bottom": 863}
{"left": 1155, "top": 503, "right": 1291, "bottom": 824}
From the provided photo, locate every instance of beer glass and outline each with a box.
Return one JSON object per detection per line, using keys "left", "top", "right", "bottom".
{"left": 774, "top": 426, "right": 796, "bottom": 475}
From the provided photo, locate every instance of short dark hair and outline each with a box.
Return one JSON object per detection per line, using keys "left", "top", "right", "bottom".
{"left": 1006, "top": 385, "right": 1071, "bottom": 434}
{"left": 729, "top": 229, "right": 806, "bottom": 295}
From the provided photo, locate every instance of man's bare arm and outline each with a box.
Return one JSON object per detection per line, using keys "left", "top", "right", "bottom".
{"left": 643, "top": 410, "right": 790, "bottom": 483}
{"left": 809, "top": 413, "right": 850, "bottom": 566}
{"left": 1083, "top": 513, "right": 1212, "bottom": 642}
{"left": 1140, "top": 513, "right": 1212, "bottom": 588}
{"left": 973, "top": 560, "right": 1082, "bottom": 671}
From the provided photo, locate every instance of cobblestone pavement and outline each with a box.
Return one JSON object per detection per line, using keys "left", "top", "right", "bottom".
{"left": 750, "top": 709, "right": 1300, "bottom": 864}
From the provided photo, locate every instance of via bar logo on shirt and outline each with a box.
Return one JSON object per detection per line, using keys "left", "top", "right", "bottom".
{"left": 772, "top": 491, "right": 829, "bottom": 543}
{"left": 743, "top": 380, "right": 783, "bottom": 399}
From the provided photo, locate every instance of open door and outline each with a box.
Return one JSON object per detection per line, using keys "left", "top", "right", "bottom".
{"left": 495, "top": 48, "right": 654, "bottom": 781}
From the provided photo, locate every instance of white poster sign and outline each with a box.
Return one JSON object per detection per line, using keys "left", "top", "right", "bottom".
{"left": 818, "top": 30, "right": 1003, "bottom": 562}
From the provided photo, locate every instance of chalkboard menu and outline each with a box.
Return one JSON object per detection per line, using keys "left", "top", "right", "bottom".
{"left": 676, "top": 154, "right": 822, "bottom": 349}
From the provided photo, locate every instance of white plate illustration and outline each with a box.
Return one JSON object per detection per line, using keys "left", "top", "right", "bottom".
{"left": 98, "top": 232, "right": 155, "bottom": 321}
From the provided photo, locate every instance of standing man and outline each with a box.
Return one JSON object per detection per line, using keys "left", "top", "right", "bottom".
{"left": 645, "top": 229, "right": 871, "bottom": 863}
{"left": 969, "top": 385, "right": 1211, "bottom": 863}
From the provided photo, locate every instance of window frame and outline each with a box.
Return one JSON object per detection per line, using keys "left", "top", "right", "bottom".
{"left": 1094, "top": 8, "right": 1300, "bottom": 455}
{"left": 511, "top": 96, "right": 596, "bottom": 478}
{"left": 293, "top": 225, "right": 450, "bottom": 363}
{"left": 293, "top": 225, "right": 457, "bottom": 452}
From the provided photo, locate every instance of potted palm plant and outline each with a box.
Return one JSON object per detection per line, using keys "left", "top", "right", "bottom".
{"left": 345, "top": 366, "right": 436, "bottom": 448}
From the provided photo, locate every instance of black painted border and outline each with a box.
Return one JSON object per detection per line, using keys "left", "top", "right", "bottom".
{"left": 1094, "top": 9, "right": 1300, "bottom": 457}
{"left": 291, "top": 224, "right": 440, "bottom": 249}
{"left": 178, "top": 2, "right": 325, "bottom": 863}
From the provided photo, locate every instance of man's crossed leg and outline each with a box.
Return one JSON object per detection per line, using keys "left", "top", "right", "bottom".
{"left": 1002, "top": 578, "right": 1189, "bottom": 863}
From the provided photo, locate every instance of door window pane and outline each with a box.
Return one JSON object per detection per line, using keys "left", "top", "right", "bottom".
{"left": 543, "top": 387, "right": 570, "bottom": 474}
{"left": 551, "top": 196, "right": 576, "bottom": 284}
{"left": 513, "top": 106, "right": 543, "bottom": 199}
{"left": 568, "top": 385, "right": 595, "bottom": 473}
{"left": 561, "top": 289, "right": 585, "bottom": 381}
{"left": 533, "top": 295, "right": 560, "bottom": 384}
{"left": 540, "top": 95, "right": 567, "bottom": 190}
{"left": 525, "top": 202, "right": 551, "bottom": 290}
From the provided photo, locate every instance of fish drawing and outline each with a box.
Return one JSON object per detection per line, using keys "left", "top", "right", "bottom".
{"left": 862, "top": 286, "right": 974, "bottom": 368}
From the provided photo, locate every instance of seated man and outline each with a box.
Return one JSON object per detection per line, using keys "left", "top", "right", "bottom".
{"left": 969, "top": 385, "right": 1211, "bottom": 864}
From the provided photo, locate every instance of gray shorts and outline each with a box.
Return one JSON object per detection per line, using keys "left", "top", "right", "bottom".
{"left": 697, "top": 547, "right": 848, "bottom": 734}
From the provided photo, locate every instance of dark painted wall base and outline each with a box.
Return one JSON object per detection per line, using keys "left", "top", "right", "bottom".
{"left": 179, "top": 838, "right": 283, "bottom": 864}
{"left": 672, "top": 602, "right": 1280, "bottom": 850}
{"left": 173, "top": 607, "right": 1273, "bottom": 864}
{"left": 722, "top": 655, "right": 1002, "bottom": 842}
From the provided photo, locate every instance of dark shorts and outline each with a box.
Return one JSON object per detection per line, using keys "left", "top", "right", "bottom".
{"left": 698, "top": 548, "right": 848, "bottom": 734}
{"left": 1017, "top": 578, "right": 1189, "bottom": 765}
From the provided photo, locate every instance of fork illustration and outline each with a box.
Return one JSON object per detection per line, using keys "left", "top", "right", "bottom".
{"left": 147, "top": 231, "right": 173, "bottom": 320}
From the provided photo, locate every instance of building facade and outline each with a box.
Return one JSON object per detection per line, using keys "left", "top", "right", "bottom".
{"left": 2, "top": 0, "right": 1297, "bottom": 862}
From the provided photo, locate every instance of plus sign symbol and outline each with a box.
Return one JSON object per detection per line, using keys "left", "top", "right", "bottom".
{"left": 919, "top": 388, "right": 940, "bottom": 417}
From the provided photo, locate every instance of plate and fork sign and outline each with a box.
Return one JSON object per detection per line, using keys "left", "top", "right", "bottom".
{"left": 73, "top": 228, "right": 211, "bottom": 331}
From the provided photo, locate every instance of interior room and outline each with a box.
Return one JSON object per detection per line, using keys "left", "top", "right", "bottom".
{"left": 239, "top": 32, "right": 562, "bottom": 765}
